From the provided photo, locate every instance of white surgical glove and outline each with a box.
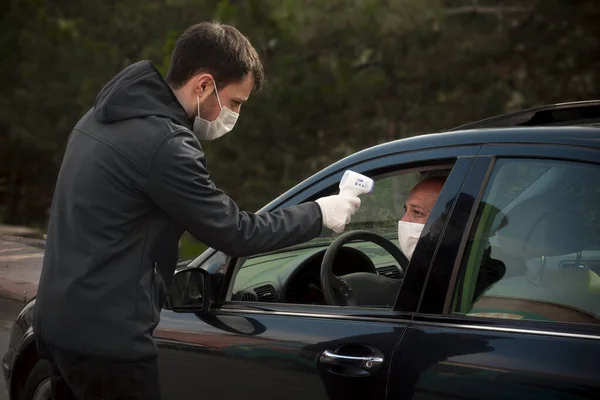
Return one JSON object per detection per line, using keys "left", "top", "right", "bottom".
{"left": 315, "top": 195, "right": 361, "bottom": 233}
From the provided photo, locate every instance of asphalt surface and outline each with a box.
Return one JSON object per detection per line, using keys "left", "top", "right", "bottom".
{"left": 0, "top": 298, "right": 23, "bottom": 400}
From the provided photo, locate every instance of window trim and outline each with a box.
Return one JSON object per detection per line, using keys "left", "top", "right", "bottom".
{"left": 215, "top": 302, "right": 415, "bottom": 324}
{"left": 450, "top": 161, "right": 497, "bottom": 314}
{"left": 410, "top": 315, "right": 600, "bottom": 341}
{"left": 416, "top": 156, "right": 494, "bottom": 315}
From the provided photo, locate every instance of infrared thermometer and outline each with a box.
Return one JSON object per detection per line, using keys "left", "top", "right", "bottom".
{"left": 339, "top": 170, "right": 374, "bottom": 197}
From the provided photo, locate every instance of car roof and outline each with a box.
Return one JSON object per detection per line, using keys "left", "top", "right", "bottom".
{"left": 335, "top": 125, "right": 600, "bottom": 170}
{"left": 329, "top": 100, "right": 600, "bottom": 173}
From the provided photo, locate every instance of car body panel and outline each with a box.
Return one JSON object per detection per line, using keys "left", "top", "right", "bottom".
{"left": 2, "top": 299, "right": 37, "bottom": 399}
{"left": 1, "top": 350, "right": 12, "bottom": 392}
{"left": 155, "top": 309, "right": 408, "bottom": 400}
{"left": 388, "top": 319, "right": 600, "bottom": 399}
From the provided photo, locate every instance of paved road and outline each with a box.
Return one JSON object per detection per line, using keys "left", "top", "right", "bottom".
{"left": 0, "top": 239, "right": 43, "bottom": 304}
{"left": 0, "top": 298, "right": 24, "bottom": 400}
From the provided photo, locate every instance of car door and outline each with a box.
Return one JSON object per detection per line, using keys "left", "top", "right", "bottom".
{"left": 388, "top": 143, "right": 600, "bottom": 399}
{"left": 153, "top": 146, "right": 478, "bottom": 400}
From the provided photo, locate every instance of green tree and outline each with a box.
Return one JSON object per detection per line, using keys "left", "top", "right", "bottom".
{"left": 1, "top": 0, "right": 598, "bottom": 252}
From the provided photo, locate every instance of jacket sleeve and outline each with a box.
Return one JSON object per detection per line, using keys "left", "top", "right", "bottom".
{"left": 146, "top": 130, "right": 323, "bottom": 257}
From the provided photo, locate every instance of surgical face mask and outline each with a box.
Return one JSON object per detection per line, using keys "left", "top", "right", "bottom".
{"left": 193, "top": 81, "right": 239, "bottom": 140}
{"left": 398, "top": 220, "right": 425, "bottom": 260}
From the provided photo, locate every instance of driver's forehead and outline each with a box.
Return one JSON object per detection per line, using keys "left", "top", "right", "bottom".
{"left": 406, "top": 184, "right": 442, "bottom": 211}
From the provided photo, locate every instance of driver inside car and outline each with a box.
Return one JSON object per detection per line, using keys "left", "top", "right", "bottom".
{"left": 398, "top": 176, "right": 446, "bottom": 260}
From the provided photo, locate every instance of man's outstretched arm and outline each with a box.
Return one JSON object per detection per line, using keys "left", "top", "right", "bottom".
{"left": 146, "top": 130, "right": 359, "bottom": 257}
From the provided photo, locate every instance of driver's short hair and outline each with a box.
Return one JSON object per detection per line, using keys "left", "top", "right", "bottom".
{"left": 412, "top": 175, "right": 447, "bottom": 192}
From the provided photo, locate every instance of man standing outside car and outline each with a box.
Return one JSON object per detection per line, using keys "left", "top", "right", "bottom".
{"left": 33, "top": 21, "right": 361, "bottom": 399}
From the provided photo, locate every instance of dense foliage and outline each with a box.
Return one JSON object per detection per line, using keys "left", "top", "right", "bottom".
{"left": 1, "top": 0, "right": 598, "bottom": 235}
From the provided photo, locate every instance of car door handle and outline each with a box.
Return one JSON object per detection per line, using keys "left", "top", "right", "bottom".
{"left": 319, "top": 349, "right": 384, "bottom": 376}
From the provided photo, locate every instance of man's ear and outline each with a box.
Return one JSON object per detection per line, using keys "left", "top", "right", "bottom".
{"left": 195, "top": 74, "right": 215, "bottom": 102}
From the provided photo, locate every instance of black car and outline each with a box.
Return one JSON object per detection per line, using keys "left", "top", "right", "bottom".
{"left": 4, "top": 101, "right": 600, "bottom": 400}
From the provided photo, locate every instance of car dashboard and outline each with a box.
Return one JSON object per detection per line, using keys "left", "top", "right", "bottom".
{"left": 231, "top": 241, "right": 403, "bottom": 305}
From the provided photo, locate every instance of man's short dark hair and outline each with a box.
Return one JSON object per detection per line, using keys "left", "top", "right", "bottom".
{"left": 166, "top": 21, "right": 264, "bottom": 92}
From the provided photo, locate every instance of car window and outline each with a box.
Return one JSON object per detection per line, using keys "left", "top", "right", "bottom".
{"left": 453, "top": 158, "right": 600, "bottom": 325}
{"left": 230, "top": 165, "right": 453, "bottom": 308}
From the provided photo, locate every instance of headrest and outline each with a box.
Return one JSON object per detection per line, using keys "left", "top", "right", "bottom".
{"left": 490, "top": 195, "right": 589, "bottom": 258}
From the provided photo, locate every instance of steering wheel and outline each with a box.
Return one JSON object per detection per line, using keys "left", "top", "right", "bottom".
{"left": 320, "top": 230, "right": 409, "bottom": 306}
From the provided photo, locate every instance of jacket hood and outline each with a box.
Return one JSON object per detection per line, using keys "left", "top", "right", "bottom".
{"left": 94, "top": 60, "right": 191, "bottom": 129}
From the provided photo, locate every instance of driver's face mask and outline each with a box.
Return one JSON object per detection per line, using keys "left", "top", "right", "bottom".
{"left": 398, "top": 220, "right": 425, "bottom": 260}
{"left": 193, "top": 80, "right": 239, "bottom": 141}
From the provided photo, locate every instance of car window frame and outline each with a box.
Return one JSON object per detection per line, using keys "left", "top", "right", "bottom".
{"left": 212, "top": 145, "right": 481, "bottom": 317}
{"left": 412, "top": 156, "right": 494, "bottom": 314}
{"left": 417, "top": 142, "right": 600, "bottom": 338}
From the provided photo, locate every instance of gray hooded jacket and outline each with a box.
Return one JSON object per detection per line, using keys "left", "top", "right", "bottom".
{"left": 32, "top": 61, "right": 323, "bottom": 360}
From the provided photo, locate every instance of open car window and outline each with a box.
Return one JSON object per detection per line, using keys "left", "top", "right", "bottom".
{"left": 229, "top": 164, "right": 453, "bottom": 308}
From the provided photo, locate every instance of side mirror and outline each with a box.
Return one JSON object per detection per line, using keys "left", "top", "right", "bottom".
{"left": 167, "top": 267, "right": 208, "bottom": 312}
